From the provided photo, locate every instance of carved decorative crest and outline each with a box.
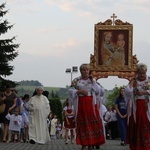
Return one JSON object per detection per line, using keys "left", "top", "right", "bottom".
{"left": 90, "top": 14, "right": 138, "bottom": 81}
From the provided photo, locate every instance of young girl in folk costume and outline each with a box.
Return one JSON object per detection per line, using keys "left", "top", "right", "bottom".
{"left": 5, "top": 107, "right": 22, "bottom": 142}
{"left": 124, "top": 63, "right": 150, "bottom": 150}
{"left": 63, "top": 98, "right": 75, "bottom": 144}
{"left": 69, "top": 64, "right": 105, "bottom": 150}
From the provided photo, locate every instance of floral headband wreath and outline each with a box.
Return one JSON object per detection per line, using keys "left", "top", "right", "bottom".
{"left": 137, "top": 63, "right": 147, "bottom": 72}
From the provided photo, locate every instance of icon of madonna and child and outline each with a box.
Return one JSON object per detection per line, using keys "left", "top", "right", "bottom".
{"left": 100, "top": 31, "right": 127, "bottom": 66}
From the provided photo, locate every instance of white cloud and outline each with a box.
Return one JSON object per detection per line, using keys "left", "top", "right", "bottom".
{"left": 45, "top": 0, "right": 150, "bottom": 18}
{"left": 57, "top": 2, "right": 77, "bottom": 12}
{"left": 47, "top": 38, "right": 80, "bottom": 57}
{"left": 37, "top": 27, "right": 71, "bottom": 33}
{"left": 45, "top": 0, "right": 77, "bottom": 12}
{"left": 6, "top": 0, "right": 42, "bottom": 14}
{"left": 20, "top": 38, "right": 80, "bottom": 57}
{"left": 53, "top": 38, "right": 79, "bottom": 49}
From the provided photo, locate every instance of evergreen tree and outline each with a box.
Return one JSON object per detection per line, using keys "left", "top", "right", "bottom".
{"left": 55, "top": 91, "right": 60, "bottom": 98}
{"left": 0, "top": 3, "right": 19, "bottom": 89}
{"left": 50, "top": 90, "right": 55, "bottom": 98}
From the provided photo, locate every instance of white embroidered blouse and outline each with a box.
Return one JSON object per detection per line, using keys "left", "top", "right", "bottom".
{"left": 69, "top": 76, "right": 100, "bottom": 117}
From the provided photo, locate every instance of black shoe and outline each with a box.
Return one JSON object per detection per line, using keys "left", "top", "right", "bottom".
{"left": 120, "top": 141, "right": 126, "bottom": 146}
{"left": 96, "top": 146, "right": 100, "bottom": 149}
{"left": 30, "top": 139, "right": 35, "bottom": 144}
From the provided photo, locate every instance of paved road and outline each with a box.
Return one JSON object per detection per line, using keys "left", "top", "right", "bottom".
{"left": 0, "top": 139, "right": 130, "bottom": 150}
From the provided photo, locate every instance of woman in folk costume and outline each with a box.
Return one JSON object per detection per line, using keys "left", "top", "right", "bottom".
{"left": 69, "top": 64, "right": 105, "bottom": 150}
{"left": 28, "top": 86, "right": 50, "bottom": 144}
{"left": 124, "top": 63, "right": 150, "bottom": 150}
{"left": 93, "top": 83, "right": 106, "bottom": 149}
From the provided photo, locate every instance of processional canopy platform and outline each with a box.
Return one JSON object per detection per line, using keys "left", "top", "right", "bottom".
{"left": 90, "top": 13, "right": 138, "bottom": 81}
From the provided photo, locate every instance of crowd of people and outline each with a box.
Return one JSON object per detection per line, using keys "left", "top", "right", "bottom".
{"left": 0, "top": 62, "right": 150, "bottom": 150}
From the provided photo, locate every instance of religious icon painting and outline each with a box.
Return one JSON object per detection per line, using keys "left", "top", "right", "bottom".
{"left": 92, "top": 17, "right": 133, "bottom": 72}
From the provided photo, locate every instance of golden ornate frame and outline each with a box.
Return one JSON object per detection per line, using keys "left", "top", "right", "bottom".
{"left": 90, "top": 14, "right": 138, "bottom": 81}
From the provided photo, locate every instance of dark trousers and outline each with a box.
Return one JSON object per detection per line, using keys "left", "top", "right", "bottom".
{"left": 109, "top": 121, "right": 118, "bottom": 139}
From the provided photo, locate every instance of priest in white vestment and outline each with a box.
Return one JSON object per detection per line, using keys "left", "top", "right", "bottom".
{"left": 28, "top": 86, "right": 51, "bottom": 144}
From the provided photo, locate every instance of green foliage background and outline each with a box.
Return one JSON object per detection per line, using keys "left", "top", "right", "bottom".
{"left": 105, "top": 86, "right": 126, "bottom": 107}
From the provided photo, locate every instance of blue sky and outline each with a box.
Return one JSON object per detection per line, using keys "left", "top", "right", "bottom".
{"left": 1, "top": 0, "right": 150, "bottom": 90}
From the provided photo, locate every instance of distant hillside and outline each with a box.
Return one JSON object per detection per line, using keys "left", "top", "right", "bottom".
{"left": 17, "top": 80, "right": 43, "bottom": 86}
{"left": 15, "top": 79, "right": 113, "bottom": 100}
{"left": 15, "top": 85, "right": 113, "bottom": 101}
{"left": 15, "top": 85, "right": 68, "bottom": 100}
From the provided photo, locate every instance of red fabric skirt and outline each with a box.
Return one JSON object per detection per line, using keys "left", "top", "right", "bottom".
{"left": 128, "top": 99, "right": 150, "bottom": 150}
{"left": 76, "top": 96, "right": 105, "bottom": 146}
{"left": 64, "top": 109, "right": 75, "bottom": 129}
